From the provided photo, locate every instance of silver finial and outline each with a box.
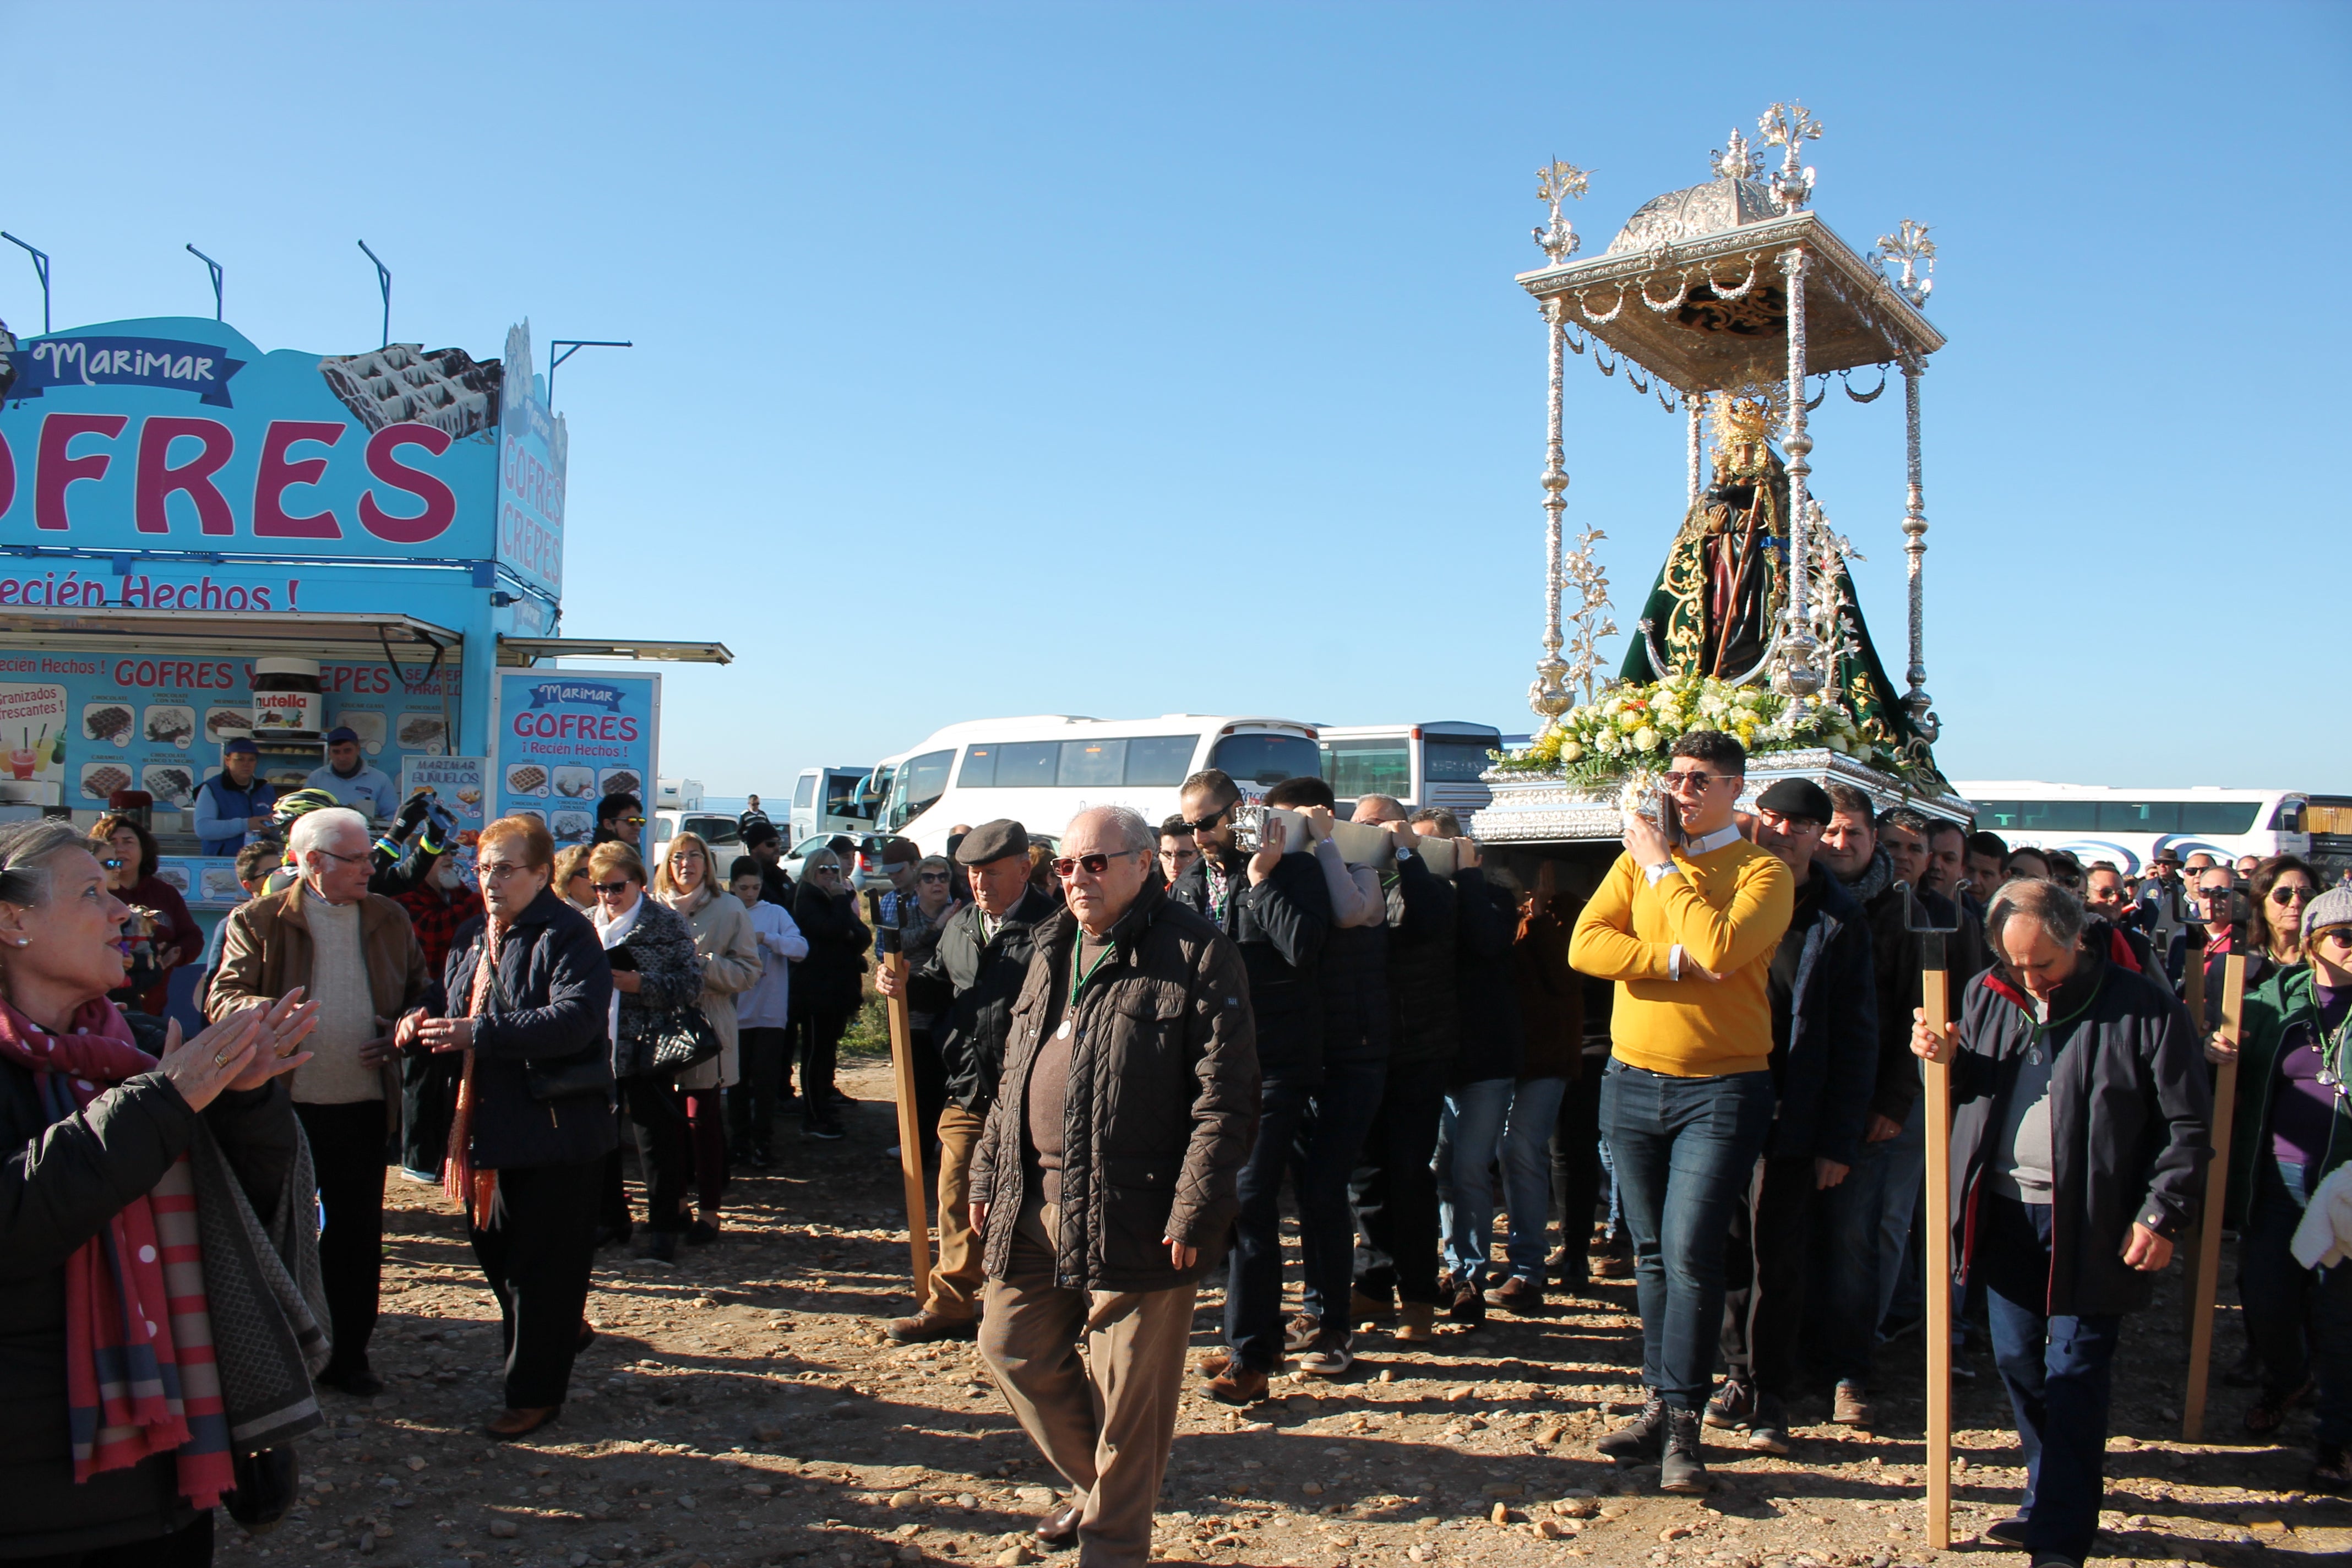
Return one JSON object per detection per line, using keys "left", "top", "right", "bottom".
{"left": 1757, "top": 102, "right": 1822, "bottom": 213}
{"left": 1876, "top": 219, "right": 1936, "bottom": 308}
{"left": 1709, "top": 129, "right": 1761, "bottom": 181}
{"left": 1532, "top": 160, "right": 1588, "bottom": 266}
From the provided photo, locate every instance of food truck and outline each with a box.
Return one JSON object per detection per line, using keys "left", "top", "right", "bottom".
{"left": 0, "top": 311, "right": 728, "bottom": 1015}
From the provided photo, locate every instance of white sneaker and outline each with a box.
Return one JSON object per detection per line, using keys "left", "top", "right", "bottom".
{"left": 1297, "top": 1332, "right": 1354, "bottom": 1378}
{"left": 398, "top": 1167, "right": 438, "bottom": 1185}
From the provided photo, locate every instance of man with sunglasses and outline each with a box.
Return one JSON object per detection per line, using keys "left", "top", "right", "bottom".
{"left": 594, "top": 792, "right": 647, "bottom": 851}
{"left": 970, "top": 805, "right": 1258, "bottom": 1566}
{"left": 1167, "top": 768, "right": 1332, "bottom": 1404}
{"left": 878, "top": 821, "right": 1055, "bottom": 1345}
{"left": 2168, "top": 865, "right": 2240, "bottom": 996}
{"left": 1570, "top": 730, "right": 1792, "bottom": 1492}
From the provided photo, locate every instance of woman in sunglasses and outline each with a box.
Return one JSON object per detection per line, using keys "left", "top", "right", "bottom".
{"left": 652, "top": 833, "right": 760, "bottom": 1242}
{"left": 2206, "top": 886, "right": 2352, "bottom": 1487}
{"left": 790, "top": 851, "right": 872, "bottom": 1142}
{"left": 586, "top": 841, "right": 704, "bottom": 1261}
{"left": 2248, "top": 856, "right": 2319, "bottom": 982}
{"left": 89, "top": 813, "right": 202, "bottom": 1016}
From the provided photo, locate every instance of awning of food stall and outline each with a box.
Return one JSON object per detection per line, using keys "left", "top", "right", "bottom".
{"left": 0, "top": 605, "right": 460, "bottom": 660}
{"left": 497, "top": 636, "right": 732, "bottom": 665}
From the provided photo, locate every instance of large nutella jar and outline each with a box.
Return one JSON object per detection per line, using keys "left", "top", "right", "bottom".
{"left": 251, "top": 657, "right": 323, "bottom": 738}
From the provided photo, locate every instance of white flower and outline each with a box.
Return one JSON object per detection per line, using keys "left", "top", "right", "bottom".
{"left": 1632, "top": 726, "right": 1659, "bottom": 752}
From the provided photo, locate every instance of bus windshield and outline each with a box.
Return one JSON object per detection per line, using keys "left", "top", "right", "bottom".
{"left": 1210, "top": 732, "right": 1321, "bottom": 789}
{"left": 885, "top": 750, "right": 955, "bottom": 830}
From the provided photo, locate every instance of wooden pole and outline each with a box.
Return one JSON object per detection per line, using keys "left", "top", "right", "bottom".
{"left": 2182, "top": 951, "right": 2247, "bottom": 1441}
{"left": 867, "top": 891, "right": 932, "bottom": 1305}
{"left": 1921, "top": 957, "right": 1954, "bottom": 1551}
{"left": 2177, "top": 927, "right": 2209, "bottom": 1343}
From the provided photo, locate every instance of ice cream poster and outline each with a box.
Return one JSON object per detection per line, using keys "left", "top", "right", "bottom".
{"left": 0, "top": 683, "right": 68, "bottom": 796}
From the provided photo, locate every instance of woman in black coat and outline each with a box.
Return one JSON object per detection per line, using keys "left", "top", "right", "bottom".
{"left": 790, "top": 848, "right": 871, "bottom": 1141}
{"left": 585, "top": 840, "right": 703, "bottom": 1261}
{"left": 0, "top": 819, "right": 317, "bottom": 1563}
{"left": 403, "top": 814, "right": 614, "bottom": 1441}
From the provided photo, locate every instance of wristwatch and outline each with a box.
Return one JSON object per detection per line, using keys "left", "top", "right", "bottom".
{"left": 1394, "top": 846, "right": 1415, "bottom": 862}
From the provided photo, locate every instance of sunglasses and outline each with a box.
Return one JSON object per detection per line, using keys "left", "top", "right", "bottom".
{"left": 591, "top": 880, "right": 636, "bottom": 895}
{"left": 2270, "top": 886, "right": 2313, "bottom": 905}
{"left": 2316, "top": 927, "right": 2352, "bottom": 949}
{"left": 99, "top": 857, "right": 125, "bottom": 870}
{"left": 917, "top": 871, "right": 951, "bottom": 884}
{"left": 611, "top": 815, "right": 646, "bottom": 827}
{"left": 1180, "top": 807, "right": 1229, "bottom": 834}
{"left": 1053, "top": 848, "right": 1142, "bottom": 879}
{"left": 1662, "top": 769, "right": 1736, "bottom": 792}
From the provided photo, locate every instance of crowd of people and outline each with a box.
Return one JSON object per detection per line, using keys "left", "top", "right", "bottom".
{"left": 2, "top": 738, "right": 2346, "bottom": 1568}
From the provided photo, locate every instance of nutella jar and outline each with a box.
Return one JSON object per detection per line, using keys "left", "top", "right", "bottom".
{"left": 251, "top": 657, "right": 323, "bottom": 738}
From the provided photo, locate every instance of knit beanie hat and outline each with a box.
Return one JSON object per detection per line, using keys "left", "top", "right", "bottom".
{"left": 2302, "top": 885, "right": 2352, "bottom": 940}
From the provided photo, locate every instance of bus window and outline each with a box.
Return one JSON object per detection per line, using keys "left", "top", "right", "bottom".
{"left": 886, "top": 750, "right": 955, "bottom": 829}
{"left": 960, "top": 747, "right": 997, "bottom": 787}
{"left": 2178, "top": 802, "right": 2259, "bottom": 835}
{"left": 1059, "top": 738, "right": 1126, "bottom": 788}
{"left": 1973, "top": 801, "right": 2019, "bottom": 830}
{"left": 1211, "top": 732, "right": 1321, "bottom": 789}
{"left": 1125, "top": 735, "right": 1196, "bottom": 786}
{"left": 793, "top": 774, "right": 816, "bottom": 808}
{"left": 829, "top": 769, "right": 875, "bottom": 823}
{"left": 2097, "top": 801, "right": 2179, "bottom": 831}
{"left": 1322, "top": 739, "right": 1409, "bottom": 801}
{"left": 995, "top": 741, "right": 1059, "bottom": 787}
{"left": 2272, "top": 801, "right": 2305, "bottom": 832}
{"left": 2016, "top": 801, "right": 2098, "bottom": 832}
{"left": 1423, "top": 738, "right": 1497, "bottom": 782}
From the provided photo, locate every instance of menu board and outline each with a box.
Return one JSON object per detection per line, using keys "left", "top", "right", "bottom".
{"left": 491, "top": 670, "right": 658, "bottom": 852}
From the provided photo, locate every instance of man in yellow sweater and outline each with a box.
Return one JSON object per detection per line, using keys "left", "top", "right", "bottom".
{"left": 1570, "top": 731, "right": 1793, "bottom": 1493}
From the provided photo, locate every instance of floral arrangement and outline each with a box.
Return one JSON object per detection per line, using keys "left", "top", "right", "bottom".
{"left": 1494, "top": 672, "right": 1894, "bottom": 780}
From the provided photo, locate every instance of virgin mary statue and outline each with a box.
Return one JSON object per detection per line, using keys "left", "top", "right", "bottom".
{"left": 1618, "top": 390, "right": 1925, "bottom": 756}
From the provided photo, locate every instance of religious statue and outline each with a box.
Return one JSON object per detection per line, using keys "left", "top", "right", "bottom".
{"left": 1620, "top": 390, "right": 1929, "bottom": 756}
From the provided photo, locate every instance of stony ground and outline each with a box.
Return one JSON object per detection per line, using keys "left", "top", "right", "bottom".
{"left": 215, "top": 1054, "right": 2350, "bottom": 1568}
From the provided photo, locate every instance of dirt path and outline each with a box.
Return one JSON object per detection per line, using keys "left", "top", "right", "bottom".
{"left": 213, "top": 1060, "right": 2349, "bottom": 1568}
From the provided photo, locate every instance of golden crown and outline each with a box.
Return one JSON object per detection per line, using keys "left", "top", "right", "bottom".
{"left": 1709, "top": 385, "right": 1785, "bottom": 451}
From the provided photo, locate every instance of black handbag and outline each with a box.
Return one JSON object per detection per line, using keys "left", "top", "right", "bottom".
{"left": 640, "top": 1003, "right": 722, "bottom": 1076}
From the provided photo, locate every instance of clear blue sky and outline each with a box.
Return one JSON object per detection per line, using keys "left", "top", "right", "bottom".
{"left": 5, "top": 3, "right": 2344, "bottom": 796}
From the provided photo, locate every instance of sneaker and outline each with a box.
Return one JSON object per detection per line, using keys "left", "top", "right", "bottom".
{"left": 1595, "top": 1394, "right": 1666, "bottom": 1461}
{"left": 1394, "top": 1302, "right": 1437, "bottom": 1344}
{"left": 1832, "top": 1380, "right": 1875, "bottom": 1428}
{"left": 1745, "top": 1393, "right": 1792, "bottom": 1455}
{"left": 1446, "top": 1280, "right": 1486, "bottom": 1326}
{"left": 1590, "top": 1243, "right": 1634, "bottom": 1278}
{"left": 1659, "top": 1406, "right": 1709, "bottom": 1493}
{"left": 1978, "top": 1516, "right": 2029, "bottom": 1548}
{"left": 805, "top": 1119, "right": 845, "bottom": 1141}
{"left": 1297, "top": 1330, "right": 1354, "bottom": 1379}
{"left": 1703, "top": 1378, "right": 1755, "bottom": 1430}
{"left": 1484, "top": 1275, "right": 1545, "bottom": 1314}
{"left": 398, "top": 1165, "right": 439, "bottom": 1185}
{"left": 1205, "top": 1365, "right": 1270, "bottom": 1405}
{"left": 1283, "top": 1314, "right": 1321, "bottom": 1353}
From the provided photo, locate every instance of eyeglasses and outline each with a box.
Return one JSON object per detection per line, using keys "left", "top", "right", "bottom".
{"left": 1662, "top": 769, "right": 1736, "bottom": 793}
{"left": 2315, "top": 927, "right": 2352, "bottom": 950}
{"left": 1180, "top": 806, "right": 1229, "bottom": 834}
{"left": 99, "top": 857, "right": 125, "bottom": 870}
{"left": 1053, "top": 848, "right": 1144, "bottom": 879}
{"left": 482, "top": 862, "right": 537, "bottom": 881}
{"left": 314, "top": 848, "right": 369, "bottom": 868}
{"left": 917, "top": 871, "right": 951, "bottom": 884}
{"left": 1755, "top": 810, "right": 1823, "bottom": 836}
{"left": 590, "top": 880, "right": 635, "bottom": 895}
{"left": 667, "top": 852, "right": 703, "bottom": 867}
{"left": 2271, "top": 885, "right": 2313, "bottom": 905}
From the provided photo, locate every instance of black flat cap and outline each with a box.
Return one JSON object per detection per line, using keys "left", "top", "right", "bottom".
{"left": 1755, "top": 778, "right": 1834, "bottom": 825}
{"left": 955, "top": 819, "right": 1030, "bottom": 865}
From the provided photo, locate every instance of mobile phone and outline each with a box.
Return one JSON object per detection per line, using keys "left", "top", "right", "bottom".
{"left": 1658, "top": 788, "right": 1683, "bottom": 843}
{"left": 607, "top": 947, "right": 639, "bottom": 972}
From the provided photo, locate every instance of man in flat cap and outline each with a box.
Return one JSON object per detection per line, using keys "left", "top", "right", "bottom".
{"left": 876, "top": 819, "right": 1059, "bottom": 1343}
{"left": 1707, "top": 777, "right": 1877, "bottom": 1455}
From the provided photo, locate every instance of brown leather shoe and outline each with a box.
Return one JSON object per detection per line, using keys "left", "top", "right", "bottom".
{"left": 485, "top": 1405, "right": 560, "bottom": 1441}
{"left": 886, "top": 1310, "right": 979, "bottom": 1344}
{"left": 1206, "top": 1365, "right": 1270, "bottom": 1405}
{"left": 1196, "top": 1348, "right": 1233, "bottom": 1379}
{"left": 1034, "top": 1504, "right": 1081, "bottom": 1550}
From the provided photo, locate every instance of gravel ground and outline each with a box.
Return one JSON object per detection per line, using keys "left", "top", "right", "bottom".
{"left": 212, "top": 1059, "right": 2350, "bottom": 1568}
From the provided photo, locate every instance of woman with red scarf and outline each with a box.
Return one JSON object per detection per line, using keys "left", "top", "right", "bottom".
{"left": 0, "top": 819, "right": 318, "bottom": 1563}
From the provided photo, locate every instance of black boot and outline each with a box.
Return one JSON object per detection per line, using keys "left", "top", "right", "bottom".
{"left": 1596, "top": 1393, "right": 1666, "bottom": 1461}
{"left": 1659, "top": 1406, "right": 1709, "bottom": 1493}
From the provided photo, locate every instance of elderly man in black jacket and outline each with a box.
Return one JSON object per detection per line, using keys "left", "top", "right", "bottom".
{"left": 1169, "top": 768, "right": 1331, "bottom": 1403}
{"left": 1913, "top": 878, "right": 2210, "bottom": 1568}
{"left": 971, "top": 805, "right": 1258, "bottom": 1568}
{"left": 879, "top": 819, "right": 1058, "bottom": 1344}
{"left": 1706, "top": 779, "right": 1877, "bottom": 1456}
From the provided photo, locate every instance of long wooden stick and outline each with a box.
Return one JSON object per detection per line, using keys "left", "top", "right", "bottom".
{"left": 2177, "top": 928, "right": 2209, "bottom": 1343}
{"left": 1921, "top": 960, "right": 1954, "bottom": 1551}
{"left": 879, "top": 946, "right": 933, "bottom": 1304}
{"left": 2182, "top": 951, "right": 2246, "bottom": 1442}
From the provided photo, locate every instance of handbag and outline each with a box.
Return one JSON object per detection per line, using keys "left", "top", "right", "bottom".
{"left": 640, "top": 1003, "right": 722, "bottom": 1076}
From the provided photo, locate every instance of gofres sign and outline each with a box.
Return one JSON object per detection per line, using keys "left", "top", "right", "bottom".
{"left": 0, "top": 317, "right": 564, "bottom": 598}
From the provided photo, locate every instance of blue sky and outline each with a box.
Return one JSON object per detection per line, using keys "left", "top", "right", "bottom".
{"left": 4, "top": 2, "right": 2344, "bottom": 796}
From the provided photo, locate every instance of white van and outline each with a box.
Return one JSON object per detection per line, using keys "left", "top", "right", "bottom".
{"left": 790, "top": 765, "right": 876, "bottom": 848}
{"left": 861, "top": 715, "right": 1322, "bottom": 856}
{"left": 1316, "top": 721, "right": 1502, "bottom": 819}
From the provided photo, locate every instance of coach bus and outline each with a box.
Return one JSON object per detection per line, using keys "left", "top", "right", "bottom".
{"left": 1316, "top": 721, "right": 1503, "bottom": 819}
{"left": 855, "top": 715, "right": 1322, "bottom": 857}
{"left": 1950, "top": 781, "right": 2320, "bottom": 874}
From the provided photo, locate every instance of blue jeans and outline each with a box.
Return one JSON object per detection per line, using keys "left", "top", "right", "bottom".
{"left": 1808, "top": 1093, "right": 1926, "bottom": 1386}
{"left": 1436, "top": 1078, "right": 1514, "bottom": 1288}
{"left": 1599, "top": 1061, "right": 1777, "bottom": 1407}
{"left": 1500, "top": 1077, "right": 1569, "bottom": 1281}
{"left": 1980, "top": 1196, "right": 2120, "bottom": 1566}
{"left": 2241, "top": 1159, "right": 2352, "bottom": 1445}
{"left": 1225, "top": 1076, "right": 1317, "bottom": 1372}
{"left": 1291, "top": 1061, "right": 1387, "bottom": 1326}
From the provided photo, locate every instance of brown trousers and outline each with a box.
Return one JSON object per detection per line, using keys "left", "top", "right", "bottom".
{"left": 926, "top": 1103, "right": 988, "bottom": 1320}
{"left": 979, "top": 1224, "right": 1195, "bottom": 1568}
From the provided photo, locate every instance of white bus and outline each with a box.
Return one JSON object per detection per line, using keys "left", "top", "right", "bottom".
{"left": 1316, "top": 721, "right": 1503, "bottom": 820}
{"left": 1952, "top": 781, "right": 2316, "bottom": 874}
{"left": 790, "top": 765, "right": 877, "bottom": 848}
{"left": 860, "top": 715, "right": 1323, "bottom": 856}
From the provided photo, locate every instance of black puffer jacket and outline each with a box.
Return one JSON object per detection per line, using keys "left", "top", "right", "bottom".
{"left": 1449, "top": 865, "right": 1523, "bottom": 1084}
{"left": 434, "top": 886, "right": 619, "bottom": 1169}
{"left": 1945, "top": 939, "right": 2213, "bottom": 1317}
{"left": 1170, "top": 847, "right": 1331, "bottom": 1084}
{"left": 1381, "top": 852, "right": 1457, "bottom": 1068}
{"left": 1762, "top": 869, "right": 1878, "bottom": 1168}
{"left": 907, "top": 887, "right": 1058, "bottom": 1113}
{"left": 0, "top": 1050, "right": 298, "bottom": 1559}
{"left": 791, "top": 884, "right": 872, "bottom": 1016}
{"left": 971, "top": 885, "right": 1260, "bottom": 1293}
{"left": 1317, "top": 918, "right": 1392, "bottom": 1068}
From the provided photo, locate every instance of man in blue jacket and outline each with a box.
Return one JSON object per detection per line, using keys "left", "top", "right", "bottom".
{"left": 193, "top": 737, "right": 277, "bottom": 854}
{"left": 1708, "top": 778, "right": 1877, "bottom": 1456}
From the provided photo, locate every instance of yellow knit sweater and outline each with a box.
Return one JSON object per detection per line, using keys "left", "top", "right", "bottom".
{"left": 1569, "top": 837, "right": 1793, "bottom": 1078}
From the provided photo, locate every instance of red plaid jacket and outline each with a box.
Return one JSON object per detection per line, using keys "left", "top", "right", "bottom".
{"left": 396, "top": 883, "right": 486, "bottom": 977}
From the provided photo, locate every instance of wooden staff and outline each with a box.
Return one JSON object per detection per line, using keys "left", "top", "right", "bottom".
{"left": 2176, "top": 925, "right": 2208, "bottom": 1343}
{"left": 2182, "top": 948, "right": 2247, "bottom": 1442}
{"left": 1904, "top": 883, "right": 1961, "bottom": 1551}
{"left": 868, "top": 891, "right": 933, "bottom": 1302}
